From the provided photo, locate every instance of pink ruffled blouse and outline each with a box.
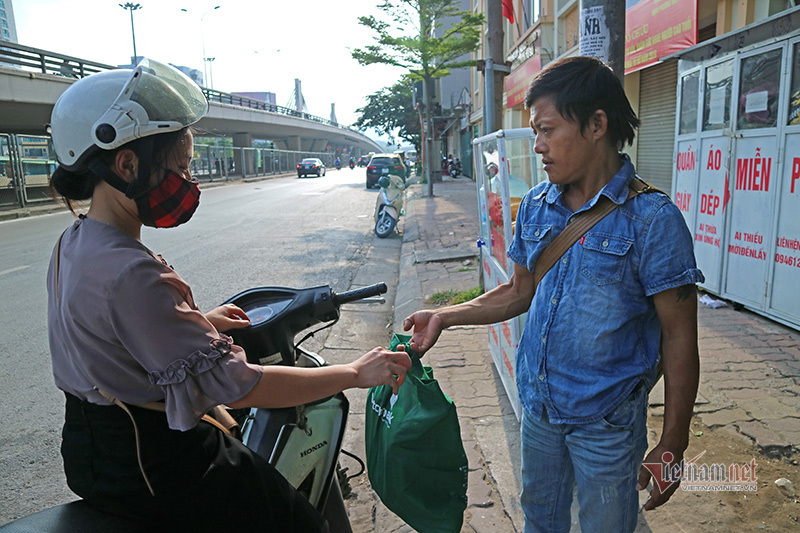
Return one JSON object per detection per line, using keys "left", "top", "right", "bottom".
{"left": 47, "top": 216, "right": 263, "bottom": 431}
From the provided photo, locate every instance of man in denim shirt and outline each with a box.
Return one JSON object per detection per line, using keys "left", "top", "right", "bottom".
{"left": 404, "top": 56, "right": 703, "bottom": 532}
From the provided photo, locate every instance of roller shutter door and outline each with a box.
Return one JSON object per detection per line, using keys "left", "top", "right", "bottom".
{"left": 636, "top": 61, "right": 678, "bottom": 192}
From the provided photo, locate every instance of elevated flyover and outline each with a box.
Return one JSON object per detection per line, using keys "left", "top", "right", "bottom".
{"left": 0, "top": 42, "right": 380, "bottom": 154}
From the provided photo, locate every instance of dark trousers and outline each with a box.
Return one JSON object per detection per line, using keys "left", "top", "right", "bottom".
{"left": 62, "top": 393, "right": 328, "bottom": 532}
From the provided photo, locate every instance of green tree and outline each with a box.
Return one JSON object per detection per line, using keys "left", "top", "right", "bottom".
{"left": 352, "top": 0, "right": 484, "bottom": 196}
{"left": 355, "top": 80, "right": 421, "bottom": 154}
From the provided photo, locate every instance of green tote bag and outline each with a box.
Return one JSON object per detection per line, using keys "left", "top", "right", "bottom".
{"left": 364, "top": 334, "right": 468, "bottom": 533}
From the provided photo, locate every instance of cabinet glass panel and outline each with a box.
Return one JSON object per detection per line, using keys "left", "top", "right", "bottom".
{"left": 737, "top": 49, "right": 782, "bottom": 130}
{"left": 703, "top": 60, "right": 733, "bottom": 131}
{"left": 787, "top": 42, "right": 800, "bottom": 125}
{"left": 679, "top": 71, "right": 700, "bottom": 135}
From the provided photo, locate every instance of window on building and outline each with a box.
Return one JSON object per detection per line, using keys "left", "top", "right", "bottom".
{"left": 0, "top": 1, "right": 5, "bottom": 8}
{"left": 1, "top": 20, "right": 8, "bottom": 29}
{"left": 2, "top": 29, "right": 8, "bottom": 39}
{"left": 522, "top": 0, "right": 541, "bottom": 30}
{"left": 1, "top": 10, "right": 6, "bottom": 18}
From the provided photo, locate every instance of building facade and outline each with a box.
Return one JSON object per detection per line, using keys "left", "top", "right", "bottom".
{"left": 464, "top": 0, "right": 797, "bottom": 192}
{"left": 0, "top": 0, "right": 17, "bottom": 43}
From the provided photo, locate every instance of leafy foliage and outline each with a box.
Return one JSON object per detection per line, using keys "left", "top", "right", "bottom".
{"left": 355, "top": 80, "right": 421, "bottom": 151}
{"left": 352, "top": 0, "right": 484, "bottom": 81}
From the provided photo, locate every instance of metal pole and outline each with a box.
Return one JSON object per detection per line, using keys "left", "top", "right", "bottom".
{"left": 119, "top": 4, "right": 142, "bottom": 64}
{"left": 579, "top": 0, "right": 625, "bottom": 81}
{"left": 484, "top": 58, "right": 494, "bottom": 137}
{"left": 129, "top": 9, "right": 137, "bottom": 61}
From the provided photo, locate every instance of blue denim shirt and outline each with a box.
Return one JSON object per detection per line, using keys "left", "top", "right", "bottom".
{"left": 507, "top": 155, "right": 704, "bottom": 424}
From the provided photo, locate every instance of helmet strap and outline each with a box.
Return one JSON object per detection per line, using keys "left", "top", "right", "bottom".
{"left": 86, "top": 136, "right": 156, "bottom": 199}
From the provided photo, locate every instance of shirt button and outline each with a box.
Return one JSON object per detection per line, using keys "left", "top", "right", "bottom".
{"left": 551, "top": 297, "right": 557, "bottom": 305}
{"left": 541, "top": 336, "right": 547, "bottom": 344}
{"left": 534, "top": 229, "right": 540, "bottom": 237}
{"left": 561, "top": 257, "right": 568, "bottom": 264}
{"left": 602, "top": 239, "right": 609, "bottom": 247}
{"left": 538, "top": 374, "right": 545, "bottom": 381}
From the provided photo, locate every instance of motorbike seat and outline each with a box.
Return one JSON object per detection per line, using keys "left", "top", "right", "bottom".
{"left": 0, "top": 501, "right": 162, "bottom": 533}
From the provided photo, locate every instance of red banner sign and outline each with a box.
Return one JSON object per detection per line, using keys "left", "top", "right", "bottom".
{"left": 624, "top": 0, "right": 697, "bottom": 73}
{"left": 505, "top": 54, "right": 542, "bottom": 108}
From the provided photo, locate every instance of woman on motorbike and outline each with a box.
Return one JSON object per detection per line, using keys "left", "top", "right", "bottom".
{"left": 47, "top": 60, "right": 411, "bottom": 532}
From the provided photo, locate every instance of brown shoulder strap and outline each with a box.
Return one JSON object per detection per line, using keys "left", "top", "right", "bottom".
{"left": 53, "top": 228, "right": 68, "bottom": 304}
{"left": 532, "top": 177, "right": 661, "bottom": 289}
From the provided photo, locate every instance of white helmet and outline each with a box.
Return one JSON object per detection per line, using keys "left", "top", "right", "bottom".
{"left": 51, "top": 58, "right": 208, "bottom": 171}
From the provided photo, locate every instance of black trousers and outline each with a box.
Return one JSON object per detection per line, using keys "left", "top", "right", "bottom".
{"left": 62, "top": 393, "right": 328, "bottom": 532}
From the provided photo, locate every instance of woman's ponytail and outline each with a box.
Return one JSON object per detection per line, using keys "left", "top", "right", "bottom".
{"left": 50, "top": 166, "right": 99, "bottom": 214}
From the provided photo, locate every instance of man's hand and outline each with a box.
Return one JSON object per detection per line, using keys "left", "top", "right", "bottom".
{"left": 205, "top": 304, "right": 250, "bottom": 331}
{"left": 637, "top": 443, "right": 686, "bottom": 510}
{"left": 403, "top": 311, "right": 444, "bottom": 355}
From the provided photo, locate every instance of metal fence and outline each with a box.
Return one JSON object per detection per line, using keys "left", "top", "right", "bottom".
{"left": 1, "top": 134, "right": 56, "bottom": 208}
{"left": 0, "top": 133, "right": 338, "bottom": 208}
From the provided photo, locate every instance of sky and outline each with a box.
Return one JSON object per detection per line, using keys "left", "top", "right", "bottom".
{"left": 12, "top": 0, "right": 407, "bottom": 130}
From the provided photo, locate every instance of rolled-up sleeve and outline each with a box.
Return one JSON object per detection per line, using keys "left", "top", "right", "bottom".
{"left": 109, "top": 259, "right": 262, "bottom": 431}
{"left": 639, "top": 202, "right": 705, "bottom": 296}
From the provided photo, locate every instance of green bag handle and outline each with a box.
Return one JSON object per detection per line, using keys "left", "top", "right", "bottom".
{"left": 388, "top": 333, "right": 424, "bottom": 377}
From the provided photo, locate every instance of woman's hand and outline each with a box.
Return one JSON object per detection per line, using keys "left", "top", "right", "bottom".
{"left": 349, "top": 346, "right": 412, "bottom": 395}
{"left": 205, "top": 304, "right": 250, "bottom": 331}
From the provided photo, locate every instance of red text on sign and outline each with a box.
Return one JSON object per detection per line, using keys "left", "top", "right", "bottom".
{"left": 736, "top": 148, "right": 771, "bottom": 192}
{"left": 706, "top": 148, "right": 722, "bottom": 170}
{"left": 700, "top": 191, "right": 720, "bottom": 216}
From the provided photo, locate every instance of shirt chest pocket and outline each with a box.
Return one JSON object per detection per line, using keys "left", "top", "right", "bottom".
{"left": 579, "top": 234, "right": 633, "bottom": 285}
{"left": 520, "top": 224, "right": 553, "bottom": 268}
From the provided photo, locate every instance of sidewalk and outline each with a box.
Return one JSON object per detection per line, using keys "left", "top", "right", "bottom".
{"left": 392, "top": 176, "right": 800, "bottom": 532}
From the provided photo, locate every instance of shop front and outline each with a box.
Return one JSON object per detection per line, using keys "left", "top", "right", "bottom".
{"left": 671, "top": 7, "right": 800, "bottom": 330}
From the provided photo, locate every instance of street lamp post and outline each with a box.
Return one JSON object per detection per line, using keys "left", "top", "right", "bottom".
{"left": 180, "top": 5, "right": 220, "bottom": 88}
{"left": 205, "top": 57, "right": 216, "bottom": 90}
{"left": 119, "top": 3, "right": 142, "bottom": 65}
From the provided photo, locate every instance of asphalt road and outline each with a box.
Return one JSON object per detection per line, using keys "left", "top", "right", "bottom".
{"left": 0, "top": 166, "right": 400, "bottom": 524}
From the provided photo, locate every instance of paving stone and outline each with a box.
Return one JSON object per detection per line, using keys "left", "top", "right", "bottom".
{"left": 735, "top": 420, "right": 792, "bottom": 455}
{"left": 467, "top": 469, "right": 494, "bottom": 508}
{"left": 698, "top": 408, "right": 753, "bottom": 428}
{"left": 736, "top": 396, "right": 798, "bottom": 420}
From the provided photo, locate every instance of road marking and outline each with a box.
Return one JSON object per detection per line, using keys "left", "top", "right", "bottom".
{"left": 0, "top": 265, "right": 30, "bottom": 276}
{"left": 301, "top": 192, "right": 326, "bottom": 196}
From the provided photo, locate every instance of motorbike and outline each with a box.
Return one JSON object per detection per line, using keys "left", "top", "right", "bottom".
{"left": 0, "top": 282, "right": 389, "bottom": 533}
{"left": 349, "top": 161, "right": 355, "bottom": 170}
{"left": 447, "top": 159, "right": 462, "bottom": 178}
{"left": 374, "top": 174, "right": 405, "bottom": 238}
{"left": 335, "top": 160, "right": 342, "bottom": 170}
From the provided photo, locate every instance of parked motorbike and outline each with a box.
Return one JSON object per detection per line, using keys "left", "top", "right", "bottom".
{"left": 0, "top": 282, "right": 389, "bottom": 533}
{"left": 374, "top": 174, "right": 405, "bottom": 238}
{"left": 447, "top": 159, "right": 462, "bottom": 178}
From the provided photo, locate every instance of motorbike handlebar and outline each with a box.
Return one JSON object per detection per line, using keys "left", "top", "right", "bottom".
{"left": 333, "top": 283, "right": 387, "bottom": 306}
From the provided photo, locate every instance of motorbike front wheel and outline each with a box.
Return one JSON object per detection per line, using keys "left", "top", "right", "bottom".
{"left": 374, "top": 211, "right": 397, "bottom": 238}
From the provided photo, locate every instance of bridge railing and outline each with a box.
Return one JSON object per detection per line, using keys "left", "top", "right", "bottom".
{"left": 0, "top": 41, "right": 115, "bottom": 78}
{"left": 203, "top": 89, "right": 345, "bottom": 129}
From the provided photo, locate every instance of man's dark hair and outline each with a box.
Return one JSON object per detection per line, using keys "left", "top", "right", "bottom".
{"left": 524, "top": 56, "right": 639, "bottom": 149}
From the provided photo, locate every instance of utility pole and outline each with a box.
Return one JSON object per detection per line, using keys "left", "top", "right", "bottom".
{"left": 579, "top": 0, "right": 626, "bottom": 81}
{"left": 483, "top": 0, "right": 507, "bottom": 135}
{"left": 119, "top": 3, "right": 142, "bottom": 64}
